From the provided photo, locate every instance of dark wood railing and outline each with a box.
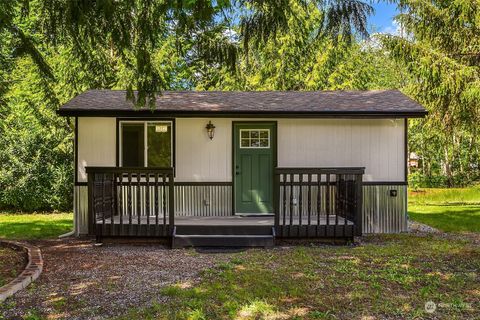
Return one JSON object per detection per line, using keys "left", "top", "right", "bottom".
{"left": 274, "top": 167, "right": 364, "bottom": 238}
{"left": 86, "top": 166, "right": 363, "bottom": 242}
{"left": 86, "top": 167, "right": 174, "bottom": 239}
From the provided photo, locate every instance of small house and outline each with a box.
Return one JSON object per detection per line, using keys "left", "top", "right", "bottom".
{"left": 57, "top": 90, "right": 427, "bottom": 247}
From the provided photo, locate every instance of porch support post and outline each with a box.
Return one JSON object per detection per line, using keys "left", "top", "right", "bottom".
{"left": 87, "top": 172, "right": 95, "bottom": 236}
{"left": 168, "top": 170, "right": 175, "bottom": 235}
{"left": 355, "top": 173, "right": 363, "bottom": 236}
{"left": 273, "top": 169, "right": 280, "bottom": 234}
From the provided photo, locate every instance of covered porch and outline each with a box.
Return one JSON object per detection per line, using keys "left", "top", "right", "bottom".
{"left": 86, "top": 167, "right": 364, "bottom": 246}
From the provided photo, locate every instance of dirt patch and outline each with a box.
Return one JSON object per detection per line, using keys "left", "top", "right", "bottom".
{"left": 0, "top": 238, "right": 232, "bottom": 320}
{"left": 0, "top": 245, "right": 27, "bottom": 287}
{"left": 408, "top": 220, "right": 441, "bottom": 233}
{"left": 408, "top": 220, "right": 480, "bottom": 245}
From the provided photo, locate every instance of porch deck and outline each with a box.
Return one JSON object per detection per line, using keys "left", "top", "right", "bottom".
{"left": 87, "top": 166, "right": 364, "bottom": 245}
{"left": 97, "top": 215, "right": 353, "bottom": 226}
{"left": 95, "top": 214, "right": 355, "bottom": 240}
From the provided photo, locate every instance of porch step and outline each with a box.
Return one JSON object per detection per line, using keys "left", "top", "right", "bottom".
{"left": 172, "top": 226, "right": 276, "bottom": 248}
{"left": 172, "top": 234, "right": 275, "bottom": 248}
{"left": 175, "top": 225, "right": 272, "bottom": 235}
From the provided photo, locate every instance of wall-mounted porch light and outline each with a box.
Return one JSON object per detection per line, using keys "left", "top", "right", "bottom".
{"left": 205, "top": 121, "right": 215, "bottom": 140}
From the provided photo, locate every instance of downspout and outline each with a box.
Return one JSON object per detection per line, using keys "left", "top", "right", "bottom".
{"left": 58, "top": 184, "right": 78, "bottom": 238}
{"left": 59, "top": 116, "right": 78, "bottom": 239}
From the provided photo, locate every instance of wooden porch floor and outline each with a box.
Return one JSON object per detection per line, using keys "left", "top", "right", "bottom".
{"left": 97, "top": 215, "right": 354, "bottom": 226}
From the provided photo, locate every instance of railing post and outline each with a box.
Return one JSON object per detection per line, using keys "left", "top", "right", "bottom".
{"left": 273, "top": 170, "right": 280, "bottom": 234}
{"left": 168, "top": 170, "right": 175, "bottom": 235}
{"left": 355, "top": 173, "right": 363, "bottom": 236}
{"left": 87, "top": 172, "right": 95, "bottom": 236}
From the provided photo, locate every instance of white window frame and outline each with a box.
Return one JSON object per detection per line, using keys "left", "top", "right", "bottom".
{"left": 119, "top": 120, "right": 173, "bottom": 167}
{"left": 239, "top": 129, "right": 271, "bottom": 149}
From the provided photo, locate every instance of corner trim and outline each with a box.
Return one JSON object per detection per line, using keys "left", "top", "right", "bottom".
{"left": 74, "top": 117, "right": 78, "bottom": 185}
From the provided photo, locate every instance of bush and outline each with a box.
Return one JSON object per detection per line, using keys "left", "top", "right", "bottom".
{"left": 0, "top": 62, "right": 73, "bottom": 211}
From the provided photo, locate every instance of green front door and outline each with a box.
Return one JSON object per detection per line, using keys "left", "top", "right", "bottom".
{"left": 234, "top": 123, "right": 276, "bottom": 214}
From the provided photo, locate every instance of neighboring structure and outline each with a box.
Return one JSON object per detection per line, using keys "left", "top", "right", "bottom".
{"left": 57, "top": 90, "right": 427, "bottom": 247}
{"left": 409, "top": 152, "right": 420, "bottom": 168}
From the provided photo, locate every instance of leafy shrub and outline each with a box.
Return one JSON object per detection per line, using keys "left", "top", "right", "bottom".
{"left": 0, "top": 104, "right": 73, "bottom": 211}
{"left": 0, "top": 58, "right": 73, "bottom": 211}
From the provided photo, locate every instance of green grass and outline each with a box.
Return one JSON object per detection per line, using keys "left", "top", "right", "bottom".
{"left": 408, "top": 186, "right": 480, "bottom": 232}
{"left": 409, "top": 185, "right": 480, "bottom": 206}
{"left": 0, "top": 212, "right": 73, "bottom": 240}
{"left": 119, "top": 234, "right": 480, "bottom": 320}
{"left": 409, "top": 205, "right": 480, "bottom": 233}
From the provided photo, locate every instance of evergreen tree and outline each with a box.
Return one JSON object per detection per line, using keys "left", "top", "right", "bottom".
{"left": 380, "top": 0, "right": 480, "bottom": 186}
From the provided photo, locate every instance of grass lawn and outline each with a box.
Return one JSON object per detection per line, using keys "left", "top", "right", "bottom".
{"left": 408, "top": 186, "right": 480, "bottom": 232}
{"left": 409, "top": 185, "right": 480, "bottom": 206}
{"left": 120, "top": 234, "right": 479, "bottom": 320}
{"left": 0, "top": 212, "right": 73, "bottom": 240}
{"left": 409, "top": 205, "right": 480, "bottom": 233}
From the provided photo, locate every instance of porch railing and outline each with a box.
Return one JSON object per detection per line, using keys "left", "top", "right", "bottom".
{"left": 86, "top": 166, "right": 363, "bottom": 240}
{"left": 274, "top": 167, "right": 364, "bottom": 238}
{"left": 86, "top": 167, "right": 175, "bottom": 238}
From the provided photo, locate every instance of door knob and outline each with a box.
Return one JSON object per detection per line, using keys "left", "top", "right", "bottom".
{"left": 236, "top": 171, "right": 241, "bottom": 175}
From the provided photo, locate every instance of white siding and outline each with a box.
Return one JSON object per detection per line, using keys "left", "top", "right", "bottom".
{"left": 174, "top": 118, "right": 405, "bottom": 182}
{"left": 77, "top": 117, "right": 116, "bottom": 182}
{"left": 175, "top": 118, "right": 231, "bottom": 182}
{"left": 277, "top": 119, "right": 405, "bottom": 182}
{"left": 77, "top": 117, "right": 405, "bottom": 183}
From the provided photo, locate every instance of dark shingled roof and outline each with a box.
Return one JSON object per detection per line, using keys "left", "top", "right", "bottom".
{"left": 57, "top": 90, "right": 427, "bottom": 117}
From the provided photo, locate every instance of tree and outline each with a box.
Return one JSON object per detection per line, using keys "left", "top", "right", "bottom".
{"left": 0, "top": 57, "right": 72, "bottom": 211}
{"left": 1, "top": 0, "right": 374, "bottom": 106}
{"left": 380, "top": 0, "right": 480, "bottom": 186}
{"left": 191, "top": 1, "right": 402, "bottom": 91}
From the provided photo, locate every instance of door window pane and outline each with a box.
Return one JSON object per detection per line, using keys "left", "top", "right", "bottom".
{"left": 121, "top": 123, "right": 144, "bottom": 166}
{"left": 147, "top": 123, "right": 172, "bottom": 167}
{"left": 239, "top": 129, "right": 270, "bottom": 148}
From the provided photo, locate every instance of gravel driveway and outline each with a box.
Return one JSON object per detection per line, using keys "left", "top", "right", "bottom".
{"left": 0, "top": 238, "right": 232, "bottom": 320}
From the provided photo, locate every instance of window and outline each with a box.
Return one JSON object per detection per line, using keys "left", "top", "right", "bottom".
{"left": 240, "top": 129, "right": 270, "bottom": 148}
{"left": 120, "top": 121, "right": 172, "bottom": 167}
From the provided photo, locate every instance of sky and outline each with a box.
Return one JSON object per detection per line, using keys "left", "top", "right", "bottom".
{"left": 369, "top": 3, "right": 400, "bottom": 34}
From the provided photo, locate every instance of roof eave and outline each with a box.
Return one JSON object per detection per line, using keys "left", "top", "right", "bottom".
{"left": 56, "top": 109, "right": 428, "bottom": 118}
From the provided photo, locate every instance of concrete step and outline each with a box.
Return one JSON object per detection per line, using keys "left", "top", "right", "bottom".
{"left": 172, "top": 234, "right": 275, "bottom": 248}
